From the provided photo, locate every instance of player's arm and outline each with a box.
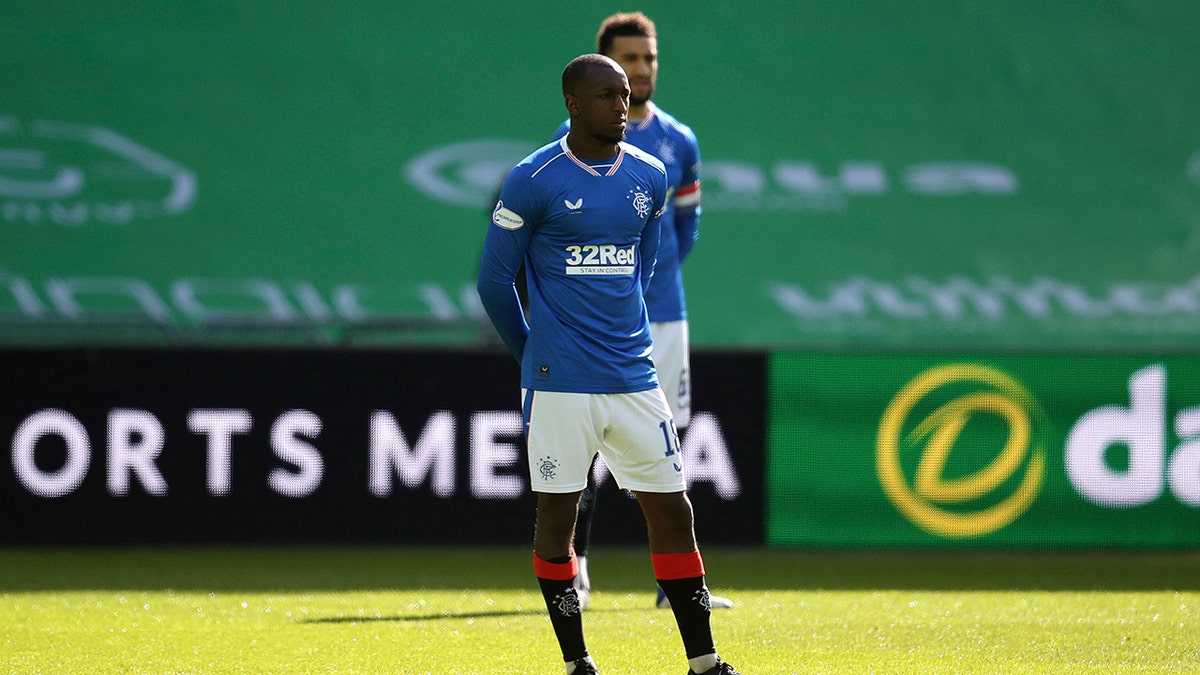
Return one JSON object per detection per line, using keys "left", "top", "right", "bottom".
{"left": 673, "top": 131, "right": 702, "bottom": 262}
{"left": 477, "top": 178, "right": 537, "bottom": 362}
{"left": 639, "top": 171, "right": 668, "bottom": 294}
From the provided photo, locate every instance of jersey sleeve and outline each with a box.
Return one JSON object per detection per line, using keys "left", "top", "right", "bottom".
{"left": 550, "top": 119, "right": 570, "bottom": 143}
{"left": 673, "top": 127, "right": 702, "bottom": 262}
{"left": 640, "top": 169, "right": 669, "bottom": 294}
{"left": 476, "top": 170, "right": 540, "bottom": 361}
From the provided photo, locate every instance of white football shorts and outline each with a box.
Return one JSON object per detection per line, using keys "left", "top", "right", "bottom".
{"left": 650, "top": 319, "right": 691, "bottom": 428}
{"left": 523, "top": 387, "right": 687, "bottom": 494}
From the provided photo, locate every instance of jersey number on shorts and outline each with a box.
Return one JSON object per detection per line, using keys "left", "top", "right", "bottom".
{"left": 659, "top": 420, "right": 683, "bottom": 472}
{"left": 660, "top": 418, "right": 682, "bottom": 452}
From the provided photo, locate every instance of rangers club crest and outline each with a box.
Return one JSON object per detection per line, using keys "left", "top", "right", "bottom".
{"left": 537, "top": 456, "right": 560, "bottom": 481}
{"left": 554, "top": 589, "right": 581, "bottom": 617}
{"left": 655, "top": 138, "right": 677, "bottom": 166}
{"left": 628, "top": 186, "right": 651, "bottom": 218}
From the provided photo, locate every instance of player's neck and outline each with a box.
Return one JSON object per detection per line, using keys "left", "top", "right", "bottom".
{"left": 565, "top": 130, "right": 620, "bottom": 161}
{"left": 628, "top": 101, "right": 650, "bottom": 122}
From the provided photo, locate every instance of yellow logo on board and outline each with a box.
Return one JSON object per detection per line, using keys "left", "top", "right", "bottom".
{"left": 876, "top": 363, "right": 1047, "bottom": 538}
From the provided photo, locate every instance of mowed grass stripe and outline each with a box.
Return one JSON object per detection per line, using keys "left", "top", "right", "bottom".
{"left": 1, "top": 547, "right": 1197, "bottom": 673}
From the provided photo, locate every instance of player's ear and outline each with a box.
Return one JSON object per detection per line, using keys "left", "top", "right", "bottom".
{"left": 564, "top": 94, "right": 580, "bottom": 117}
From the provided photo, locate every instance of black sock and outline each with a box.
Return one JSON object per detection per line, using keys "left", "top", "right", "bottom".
{"left": 658, "top": 576, "right": 716, "bottom": 659}
{"left": 535, "top": 553, "right": 588, "bottom": 662}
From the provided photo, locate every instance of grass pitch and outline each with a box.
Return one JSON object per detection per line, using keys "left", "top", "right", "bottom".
{"left": 1, "top": 546, "right": 1197, "bottom": 674}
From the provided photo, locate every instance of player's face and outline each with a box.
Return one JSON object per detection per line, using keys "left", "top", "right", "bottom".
{"left": 577, "top": 64, "right": 630, "bottom": 146}
{"left": 607, "top": 36, "right": 657, "bottom": 106}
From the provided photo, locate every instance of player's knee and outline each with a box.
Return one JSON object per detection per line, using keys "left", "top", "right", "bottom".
{"left": 638, "top": 492, "right": 694, "bottom": 532}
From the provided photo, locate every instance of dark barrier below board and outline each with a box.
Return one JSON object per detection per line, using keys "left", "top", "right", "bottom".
{"left": 0, "top": 348, "right": 765, "bottom": 545}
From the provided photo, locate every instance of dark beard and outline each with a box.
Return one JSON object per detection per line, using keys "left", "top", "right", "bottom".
{"left": 594, "top": 129, "right": 625, "bottom": 145}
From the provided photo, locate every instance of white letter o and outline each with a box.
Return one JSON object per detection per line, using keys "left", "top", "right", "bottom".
{"left": 12, "top": 409, "right": 92, "bottom": 498}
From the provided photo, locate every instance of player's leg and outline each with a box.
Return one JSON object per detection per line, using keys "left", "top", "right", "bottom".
{"left": 601, "top": 389, "right": 738, "bottom": 675}
{"left": 526, "top": 390, "right": 601, "bottom": 674}
{"left": 636, "top": 490, "right": 729, "bottom": 673}
{"left": 533, "top": 491, "right": 595, "bottom": 673}
{"left": 647, "top": 321, "right": 733, "bottom": 611}
{"left": 571, "top": 457, "right": 598, "bottom": 609}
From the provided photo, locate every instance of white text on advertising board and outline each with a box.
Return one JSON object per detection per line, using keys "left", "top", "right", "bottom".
{"left": 10, "top": 408, "right": 740, "bottom": 500}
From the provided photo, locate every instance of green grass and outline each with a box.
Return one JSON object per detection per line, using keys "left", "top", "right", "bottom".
{"left": 1, "top": 546, "right": 1198, "bottom": 673}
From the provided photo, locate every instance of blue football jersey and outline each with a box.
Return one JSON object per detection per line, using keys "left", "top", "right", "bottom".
{"left": 553, "top": 102, "right": 702, "bottom": 322}
{"left": 477, "top": 137, "right": 669, "bottom": 393}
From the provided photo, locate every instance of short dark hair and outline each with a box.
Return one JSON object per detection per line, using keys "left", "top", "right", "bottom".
{"left": 596, "top": 11, "right": 656, "bottom": 55}
{"left": 562, "top": 53, "right": 617, "bottom": 96}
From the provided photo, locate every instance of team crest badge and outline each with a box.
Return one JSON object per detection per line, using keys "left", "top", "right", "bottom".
{"left": 537, "top": 456, "right": 560, "bottom": 481}
{"left": 554, "top": 589, "right": 581, "bottom": 617}
{"left": 656, "top": 138, "right": 677, "bottom": 166}
{"left": 628, "top": 187, "right": 651, "bottom": 218}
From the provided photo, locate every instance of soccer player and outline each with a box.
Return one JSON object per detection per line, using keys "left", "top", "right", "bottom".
{"left": 552, "top": 11, "right": 734, "bottom": 612}
{"left": 477, "top": 54, "right": 739, "bottom": 675}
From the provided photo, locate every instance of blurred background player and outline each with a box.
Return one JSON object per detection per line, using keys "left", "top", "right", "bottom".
{"left": 552, "top": 11, "right": 734, "bottom": 612}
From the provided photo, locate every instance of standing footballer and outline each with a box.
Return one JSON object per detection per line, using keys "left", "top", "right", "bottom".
{"left": 552, "top": 12, "right": 733, "bottom": 612}
{"left": 477, "top": 54, "right": 739, "bottom": 675}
